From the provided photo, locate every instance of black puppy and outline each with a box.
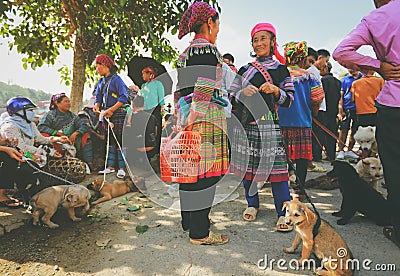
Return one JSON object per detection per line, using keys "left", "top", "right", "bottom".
{"left": 327, "top": 160, "right": 390, "bottom": 226}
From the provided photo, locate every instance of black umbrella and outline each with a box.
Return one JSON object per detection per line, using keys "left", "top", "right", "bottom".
{"left": 127, "top": 56, "right": 173, "bottom": 95}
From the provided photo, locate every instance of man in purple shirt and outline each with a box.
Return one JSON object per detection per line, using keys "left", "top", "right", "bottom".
{"left": 333, "top": 0, "right": 400, "bottom": 248}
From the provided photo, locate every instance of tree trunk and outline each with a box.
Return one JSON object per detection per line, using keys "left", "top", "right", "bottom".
{"left": 70, "top": 35, "right": 86, "bottom": 113}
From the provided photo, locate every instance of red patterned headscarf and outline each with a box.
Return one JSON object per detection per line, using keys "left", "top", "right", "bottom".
{"left": 178, "top": 2, "right": 217, "bottom": 39}
{"left": 251, "top": 23, "right": 285, "bottom": 64}
{"left": 284, "top": 41, "right": 308, "bottom": 66}
{"left": 95, "top": 54, "right": 116, "bottom": 68}
{"left": 50, "top": 93, "right": 67, "bottom": 110}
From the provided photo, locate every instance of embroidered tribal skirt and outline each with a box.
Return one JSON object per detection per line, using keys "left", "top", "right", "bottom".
{"left": 281, "top": 127, "right": 312, "bottom": 161}
{"left": 192, "top": 103, "right": 229, "bottom": 179}
{"left": 230, "top": 121, "right": 289, "bottom": 182}
{"left": 101, "top": 109, "right": 127, "bottom": 145}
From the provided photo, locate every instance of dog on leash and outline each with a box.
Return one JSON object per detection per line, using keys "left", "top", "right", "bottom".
{"left": 328, "top": 161, "right": 390, "bottom": 226}
{"left": 355, "top": 157, "right": 383, "bottom": 190}
{"left": 354, "top": 126, "right": 378, "bottom": 157}
{"left": 87, "top": 176, "right": 145, "bottom": 205}
{"left": 283, "top": 200, "right": 353, "bottom": 276}
{"left": 29, "top": 184, "right": 91, "bottom": 229}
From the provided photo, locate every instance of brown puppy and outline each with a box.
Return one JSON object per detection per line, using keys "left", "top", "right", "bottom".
{"left": 87, "top": 177, "right": 145, "bottom": 205}
{"left": 29, "top": 185, "right": 91, "bottom": 229}
{"left": 355, "top": 157, "right": 383, "bottom": 190}
{"left": 283, "top": 200, "right": 353, "bottom": 276}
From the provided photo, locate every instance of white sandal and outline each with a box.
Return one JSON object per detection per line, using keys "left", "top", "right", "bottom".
{"left": 98, "top": 168, "right": 115, "bottom": 174}
{"left": 117, "top": 169, "right": 126, "bottom": 179}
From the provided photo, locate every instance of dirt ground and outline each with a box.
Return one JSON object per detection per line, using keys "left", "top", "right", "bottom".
{"left": 0, "top": 161, "right": 399, "bottom": 276}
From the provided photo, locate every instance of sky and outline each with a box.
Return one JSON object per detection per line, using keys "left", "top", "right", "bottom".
{"left": 0, "top": 0, "right": 376, "bottom": 101}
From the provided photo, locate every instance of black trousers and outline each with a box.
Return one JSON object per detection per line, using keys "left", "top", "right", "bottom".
{"left": 376, "top": 107, "right": 400, "bottom": 238}
{"left": 146, "top": 105, "right": 162, "bottom": 154}
{"left": 0, "top": 152, "right": 17, "bottom": 189}
{"left": 312, "top": 112, "right": 338, "bottom": 161}
{"left": 323, "top": 114, "right": 339, "bottom": 161}
{"left": 0, "top": 152, "right": 39, "bottom": 193}
{"left": 179, "top": 176, "right": 219, "bottom": 239}
{"left": 312, "top": 112, "right": 326, "bottom": 161}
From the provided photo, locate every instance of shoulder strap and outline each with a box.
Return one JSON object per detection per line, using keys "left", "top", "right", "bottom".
{"left": 251, "top": 61, "right": 274, "bottom": 84}
{"left": 100, "top": 74, "right": 117, "bottom": 109}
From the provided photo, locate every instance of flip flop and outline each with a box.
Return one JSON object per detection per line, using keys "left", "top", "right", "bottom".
{"left": 0, "top": 198, "right": 23, "bottom": 209}
{"left": 383, "top": 226, "right": 400, "bottom": 248}
{"left": 242, "top": 207, "right": 258, "bottom": 221}
{"left": 276, "top": 216, "right": 293, "bottom": 232}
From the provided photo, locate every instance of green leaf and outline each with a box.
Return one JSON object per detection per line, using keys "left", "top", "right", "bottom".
{"left": 136, "top": 225, "right": 149, "bottom": 234}
{"left": 127, "top": 205, "right": 140, "bottom": 212}
{"left": 142, "top": 203, "right": 153, "bottom": 208}
{"left": 119, "top": 196, "right": 129, "bottom": 205}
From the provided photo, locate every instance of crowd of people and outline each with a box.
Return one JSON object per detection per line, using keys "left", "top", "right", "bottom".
{"left": 0, "top": 0, "right": 399, "bottom": 250}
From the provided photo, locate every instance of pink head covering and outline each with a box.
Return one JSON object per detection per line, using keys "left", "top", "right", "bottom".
{"left": 95, "top": 54, "right": 116, "bottom": 68}
{"left": 50, "top": 93, "right": 67, "bottom": 110}
{"left": 178, "top": 2, "right": 217, "bottom": 39}
{"left": 250, "top": 23, "right": 285, "bottom": 64}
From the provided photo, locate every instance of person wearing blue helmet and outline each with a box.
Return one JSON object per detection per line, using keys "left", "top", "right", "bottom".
{"left": 0, "top": 96, "right": 70, "bottom": 164}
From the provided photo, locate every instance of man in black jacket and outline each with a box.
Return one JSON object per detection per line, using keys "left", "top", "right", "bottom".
{"left": 319, "top": 62, "right": 342, "bottom": 160}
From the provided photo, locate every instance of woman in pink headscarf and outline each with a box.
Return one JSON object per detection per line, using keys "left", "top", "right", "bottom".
{"left": 229, "top": 23, "right": 295, "bottom": 231}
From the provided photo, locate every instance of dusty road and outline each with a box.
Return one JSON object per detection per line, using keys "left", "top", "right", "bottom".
{"left": 0, "top": 161, "right": 399, "bottom": 275}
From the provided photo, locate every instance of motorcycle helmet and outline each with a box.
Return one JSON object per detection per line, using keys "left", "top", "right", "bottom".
{"left": 6, "top": 96, "right": 37, "bottom": 116}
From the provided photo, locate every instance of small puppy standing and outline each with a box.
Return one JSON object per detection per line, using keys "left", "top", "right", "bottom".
{"left": 355, "top": 157, "right": 383, "bottom": 190}
{"left": 87, "top": 177, "right": 145, "bottom": 205}
{"left": 29, "top": 185, "right": 91, "bottom": 229}
{"left": 283, "top": 200, "right": 353, "bottom": 276}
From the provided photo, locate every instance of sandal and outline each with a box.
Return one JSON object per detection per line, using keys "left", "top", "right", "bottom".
{"left": 383, "top": 226, "right": 400, "bottom": 248}
{"left": 117, "top": 169, "right": 126, "bottom": 179}
{"left": 190, "top": 231, "right": 229, "bottom": 246}
{"left": 0, "top": 198, "right": 23, "bottom": 209}
{"left": 242, "top": 207, "right": 258, "bottom": 221}
{"left": 276, "top": 216, "right": 293, "bottom": 232}
{"left": 307, "top": 164, "right": 327, "bottom": 173}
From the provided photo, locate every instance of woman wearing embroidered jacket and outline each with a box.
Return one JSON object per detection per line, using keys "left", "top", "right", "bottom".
{"left": 229, "top": 23, "right": 294, "bottom": 231}
{"left": 175, "top": 2, "right": 229, "bottom": 245}
{"left": 38, "top": 93, "right": 94, "bottom": 166}
{"left": 279, "top": 41, "right": 324, "bottom": 197}
{"left": 93, "top": 54, "right": 129, "bottom": 179}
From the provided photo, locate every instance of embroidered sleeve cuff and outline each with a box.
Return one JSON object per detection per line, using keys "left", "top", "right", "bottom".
{"left": 51, "top": 130, "right": 58, "bottom": 136}
{"left": 276, "top": 89, "right": 287, "bottom": 105}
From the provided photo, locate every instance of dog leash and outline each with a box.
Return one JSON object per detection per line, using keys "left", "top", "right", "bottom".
{"left": 311, "top": 129, "right": 335, "bottom": 163}
{"left": 281, "top": 138, "right": 322, "bottom": 238}
{"left": 99, "top": 115, "right": 112, "bottom": 192}
{"left": 312, "top": 117, "right": 361, "bottom": 158}
{"left": 104, "top": 117, "right": 144, "bottom": 193}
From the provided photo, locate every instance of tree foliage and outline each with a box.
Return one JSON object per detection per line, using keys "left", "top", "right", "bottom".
{"left": 0, "top": 0, "right": 221, "bottom": 112}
